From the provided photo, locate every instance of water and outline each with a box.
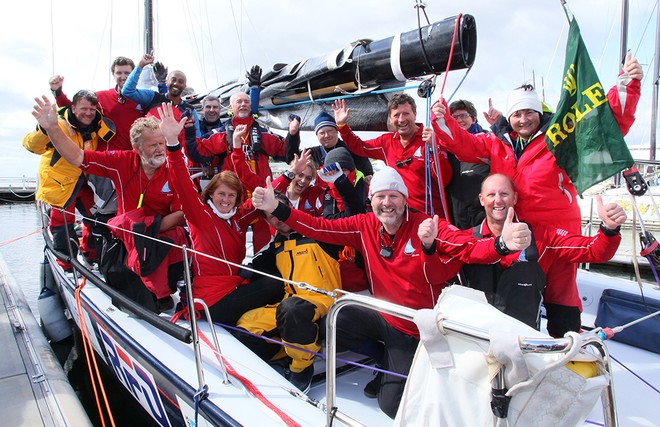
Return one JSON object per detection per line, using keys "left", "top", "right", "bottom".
{"left": 0, "top": 201, "right": 44, "bottom": 316}
{"left": 0, "top": 201, "right": 157, "bottom": 427}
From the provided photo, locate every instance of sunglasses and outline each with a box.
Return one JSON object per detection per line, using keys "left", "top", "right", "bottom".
{"left": 380, "top": 245, "right": 393, "bottom": 259}
{"left": 379, "top": 226, "right": 393, "bottom": 258}
{"left": 395, "top": 157, "right": 413, "bottom": 168}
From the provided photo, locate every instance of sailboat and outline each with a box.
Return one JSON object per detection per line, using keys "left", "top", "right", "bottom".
{"left": 35, "top": 2, "right": 660, "bottom": 427}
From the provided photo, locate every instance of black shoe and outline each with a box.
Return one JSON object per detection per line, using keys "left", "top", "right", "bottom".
{"left": 268, "top": 358, "right": 291, "bottom": 378}
{"left": 363, "top": 370, "right": 383, "bottom": 398}
{"left": 288, "top": 365, "right": 314, "bottom": 393}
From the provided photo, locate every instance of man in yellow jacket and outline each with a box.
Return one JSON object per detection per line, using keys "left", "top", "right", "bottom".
{"left": 23, "top": 90, "right": 115, "bottom": 267}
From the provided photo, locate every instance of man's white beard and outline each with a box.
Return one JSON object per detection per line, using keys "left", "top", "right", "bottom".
{"left": 144, "top": 154, "right": 166, "bottom": 168}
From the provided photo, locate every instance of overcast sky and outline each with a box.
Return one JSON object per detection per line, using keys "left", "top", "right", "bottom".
{"left": 1, "top": 0, "right": 656, "bottom": 177}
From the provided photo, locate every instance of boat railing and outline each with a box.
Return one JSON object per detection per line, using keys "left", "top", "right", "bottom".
{"left": 0, "top": 175, "right": 37, "bottom": 189}
{"left": 324, "top": 292, "right": 618, "bottom": 427}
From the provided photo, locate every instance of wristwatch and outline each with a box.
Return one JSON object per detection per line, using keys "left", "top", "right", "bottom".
{"left": 494, "top": 236, "right": 511, "bottom": 256}
{"left": 283, "top": 170, "right": 296, "bottom": 180}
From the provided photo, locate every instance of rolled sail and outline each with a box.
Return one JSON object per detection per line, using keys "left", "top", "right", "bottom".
{"left": 205, "top": 14, "right": 477, "bottom": 132}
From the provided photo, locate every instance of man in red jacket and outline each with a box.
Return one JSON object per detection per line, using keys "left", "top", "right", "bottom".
{"left": 192, "top": 91, "right": 301, "bottom": 252}
{"left": 252, "top": 166, "right": 530, "bottom": 418}
{"left": 49, "top": 56, "right": 143, "bottom": 151}
{"left": 332, "top": 94, "right": 452, "bottom": 218}
{"left": 463, "top": 174, "right": 626, "bottom": 332}
{"left": 32, "top": 97, "right": 186, "bottom": 313}
{"left": 428, "top": 53, "right": 642, "bottom": 336}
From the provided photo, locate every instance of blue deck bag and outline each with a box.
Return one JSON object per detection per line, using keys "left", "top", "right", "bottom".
{"left": 595, "top": 288, "right": 660, "bottom": 354}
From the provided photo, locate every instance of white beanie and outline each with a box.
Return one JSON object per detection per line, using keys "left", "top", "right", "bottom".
{"left": 506, "top": 87, "right": 543, "bottom": 118}
{"left": 369, "top": 166, "right": 409, "bottom": 198}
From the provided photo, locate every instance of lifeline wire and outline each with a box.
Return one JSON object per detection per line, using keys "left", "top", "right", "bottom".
{"left": 50, "top": 206, "right": 338, "bottom": 300}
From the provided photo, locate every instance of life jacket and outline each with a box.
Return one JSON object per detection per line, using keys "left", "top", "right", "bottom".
{"left": 224, "top": 116, "right": 264, "bottom": 161}
{"left": 273, "top": 232, "right": 340, "bottom": 312}
{"left": 462, "top": 225, "right": 546, "bottom": 329}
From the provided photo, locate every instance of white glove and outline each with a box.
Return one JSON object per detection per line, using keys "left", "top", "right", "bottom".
{"left": 318, "top": 162, "right": 342, "bottom": 183}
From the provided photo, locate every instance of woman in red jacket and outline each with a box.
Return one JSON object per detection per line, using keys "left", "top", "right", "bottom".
{"left": 161, "top": 103, "right": 283, "bottom": 324}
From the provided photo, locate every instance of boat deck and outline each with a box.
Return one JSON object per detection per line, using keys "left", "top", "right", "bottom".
{"left": 0, "top": 255, "right": 91, "bottom": 426}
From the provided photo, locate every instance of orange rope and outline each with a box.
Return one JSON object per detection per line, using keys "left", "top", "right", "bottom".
{"left": 0, "top": 229, "right": 40, "bottom": 247}
{"left": 75, "top": 277, "right": 116, "bottom": 427}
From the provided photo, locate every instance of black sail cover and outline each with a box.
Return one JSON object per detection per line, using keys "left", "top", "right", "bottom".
{"left": 202, "top": 14, "right": 476, "bottom": 132}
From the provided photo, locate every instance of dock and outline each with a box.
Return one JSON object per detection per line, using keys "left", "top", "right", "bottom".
{"left": 0, "top": 254, "right": 91, "bottom": 426}
{"left": 0, "top": 176, "right": 36, "bottom": 201}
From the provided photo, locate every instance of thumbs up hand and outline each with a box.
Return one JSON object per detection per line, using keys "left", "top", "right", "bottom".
{"left": 418, "top": 215, "right": 440, "bottom": 249}
{"left": 501, "top": 207, "right": 531, "bottom": 251}
{"left": 597, "top": 195, "right": 626, "bottom": 230}
{"left": 252, "top": 176, "right": 278, "bottom": 213}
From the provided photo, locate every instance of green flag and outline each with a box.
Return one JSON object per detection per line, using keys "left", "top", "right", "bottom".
{"left": 545, "top": 18, "right": 633, "bottom": 195}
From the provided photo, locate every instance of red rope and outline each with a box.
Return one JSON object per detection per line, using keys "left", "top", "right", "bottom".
{"left": 197, "top": 330, "right": 302, "bottom": 427}
{"left": 439, "top": 13, "right": 463, "bottom": 97}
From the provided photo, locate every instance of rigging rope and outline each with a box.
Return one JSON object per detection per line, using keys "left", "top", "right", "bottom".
{"left": 203, "top": 320, "right": 409, "bottom": 381}
{"left": 55, "top": 207, "right": 338, "bottom": 300}
{"left": 421, "top": 12, "right": 461, "bottom": 217}
{"left": 609, "top": 354, "right": 660, "bottom": 394}
{"left": 0, "top": 229, "right": 40, "bottom": 248}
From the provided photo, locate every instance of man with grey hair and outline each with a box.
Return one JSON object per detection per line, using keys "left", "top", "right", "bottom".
{"left": 190, "top": 89, "right": 301, "bottom": 253}
{"left": 199, "top": 95, "right": 222, "bottom": 136}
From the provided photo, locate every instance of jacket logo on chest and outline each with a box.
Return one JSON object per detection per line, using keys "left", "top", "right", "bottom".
{"left": 404, "top": 239, "right": 415, "bottom": 255}
{"left": 295, "top": 248, "right": 309, "bottom": 257}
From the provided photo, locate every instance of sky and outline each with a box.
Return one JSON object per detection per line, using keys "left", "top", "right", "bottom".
{"left": 0, "top": 0, "right": 657, "bottom": 178}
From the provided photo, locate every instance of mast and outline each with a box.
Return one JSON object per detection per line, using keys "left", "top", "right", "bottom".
{"left": 144, "top": 0, "right": 154, "bottom": 54}
{"left": 651, "top": 4, "right": 660, "bottom": 160}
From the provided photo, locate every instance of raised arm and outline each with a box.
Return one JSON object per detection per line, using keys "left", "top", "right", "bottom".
{"left": 121, "top": 53, "right": 156, "bottom": 107}
{"left": 541, "top": 196, "right": 625, "bottom": 265}
{"left": 607, "top": 52, "right": 643, "bottom": 136}
{"left": 228, "top": 124, "right": 266, "bottom": 192}
{"left": 31, "top": 96, "right": 84, "bottom": 166}
{"left": 48, "top": 75, "right": 72, "bottom": 108}
{"left": 430, "top": 97, "right": 493, "bottom": 164}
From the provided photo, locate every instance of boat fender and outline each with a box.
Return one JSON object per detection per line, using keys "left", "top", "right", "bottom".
{"left": 40, "top": 257, "right": 58, "bottom": 292}
{"left": 38, "top": 287, "right": 73, "bottom": 342}
{"left": 565, "top": 361, "right": 598, "bottom": 379}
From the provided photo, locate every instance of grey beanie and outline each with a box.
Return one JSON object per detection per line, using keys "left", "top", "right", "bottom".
{"left": 369, "top": 166, "right": 409, "bottom": 198}
{"left": 325, "top": 147, "right": 355, "bottom": 171}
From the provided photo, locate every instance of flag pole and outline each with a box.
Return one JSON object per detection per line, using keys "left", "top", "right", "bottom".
{"left": 559, "top": 0, "right": 573, "bottom": 22}
{"left": 651, "top": 3, "right": 660, "bottom": 160}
